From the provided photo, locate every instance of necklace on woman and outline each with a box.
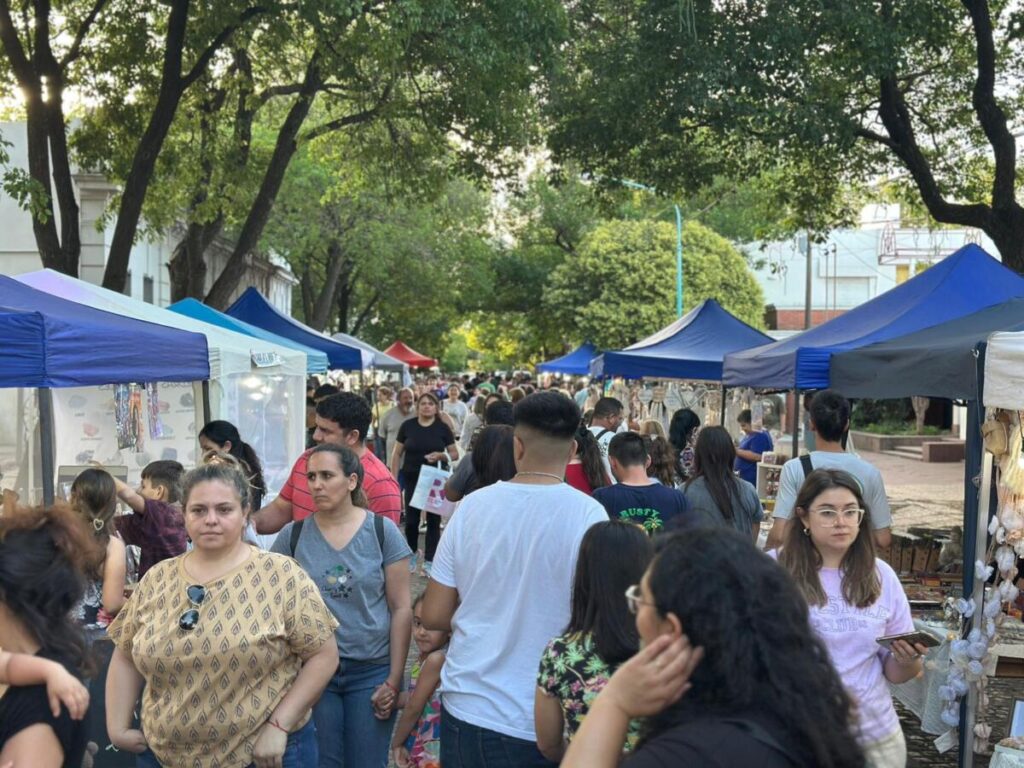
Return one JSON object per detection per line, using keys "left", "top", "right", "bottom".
{"left": 514, "top": 471, "right": 563, "bottom": 483}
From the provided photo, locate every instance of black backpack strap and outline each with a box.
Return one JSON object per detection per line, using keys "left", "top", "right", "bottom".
{"left": 374, "top": 513, "right": 385, "bottom": 569}
{"left": 288, "top": 518, "right": 305, "bottom": 558}
{"left": 799, "top": 454, "right": 814, "bottom": 478}
{"left": 596, "top": 428, "right": 612, "bottom": 441}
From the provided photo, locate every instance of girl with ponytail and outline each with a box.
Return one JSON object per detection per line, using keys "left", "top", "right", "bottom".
{"left": 198, "top": 420, "right": 267, "bottom": 509}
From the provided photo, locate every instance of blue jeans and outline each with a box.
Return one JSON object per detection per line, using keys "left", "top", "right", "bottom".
{"left": 135, "top": 717, "right": 317, "bottom": 767}
{"left": 313, "top": 659, "right": 394, "bottom": 768}
{"left": 440, "top": 705, "right": 557, "bottom": 768}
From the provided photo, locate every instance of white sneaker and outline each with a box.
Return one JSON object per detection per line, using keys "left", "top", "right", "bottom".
{"left": 408, "top": 552, "right": 418, "bottom": 573}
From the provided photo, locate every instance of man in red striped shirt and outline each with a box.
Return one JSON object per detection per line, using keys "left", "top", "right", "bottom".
{"left": 255, "top": 392, "right": 403, "bottom": 533}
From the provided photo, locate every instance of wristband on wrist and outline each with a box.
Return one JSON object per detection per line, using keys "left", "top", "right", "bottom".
{"left": 268, "top": 718, "right": 289, "bottom": 735}
{"left": 383, "top": 680, "right": 400, "bottom": 694}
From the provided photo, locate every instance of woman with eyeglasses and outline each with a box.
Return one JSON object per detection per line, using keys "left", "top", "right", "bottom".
{"left": 561, "top": 528, "right": 866, "bottom": 768}
{"left": 105, "top": 460, "right": 339, "bottom": 768}
{"left": 777, "top": 469, "right": 926, "bottom": 768}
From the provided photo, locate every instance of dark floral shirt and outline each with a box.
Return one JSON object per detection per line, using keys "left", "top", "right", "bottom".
{"left": 537, "top": 632, "right": 640, "bottom": 750}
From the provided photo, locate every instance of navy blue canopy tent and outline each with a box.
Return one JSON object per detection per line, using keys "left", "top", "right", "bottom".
{"left": 590, "top": 299, "right": 772, "bottom": 380}
{"left": 723, "top": 245, "right": 1024, "bottom": 390}
{"left": 0, "top": 274, "right": 210, "bottom": 505}
{"left": 0, "top": 274, "right": 209, "bottom": 387}
{"left": 537, "top": 342, "right": 598, "bottom": 375}
{"left": 226, "top": 288, "right": 370, "bottom": 370}
{"left": 830, "top": 298, "right": 1024, "bottom": 400}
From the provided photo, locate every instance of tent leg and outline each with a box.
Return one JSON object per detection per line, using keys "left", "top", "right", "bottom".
{"left": 792, "top": 390, "right": 801, "bottom": 459}
{"left": 201, "top": 381, "right": 212, "bottom": 424}
{"left": 39, "top": 388, "right": 55, "bottom": 507}
{"left": 719, "top": 386, "right": 727, "bottom": 426}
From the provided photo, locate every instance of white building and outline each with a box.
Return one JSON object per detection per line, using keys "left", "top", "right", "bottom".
{"left": 740, "top": 205, "right": 997, "bottom": 330}
{"left": 0, "top": 122, "right": 296, "bottom": 311}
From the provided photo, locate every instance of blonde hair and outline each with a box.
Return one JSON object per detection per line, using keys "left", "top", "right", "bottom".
{"left": 640, "top": 419, "right": 667, "bottom": 439}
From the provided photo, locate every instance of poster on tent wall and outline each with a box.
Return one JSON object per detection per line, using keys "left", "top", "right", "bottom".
{"left": 218, "top": 372, "right": 302, "bottom": 495}
{"left": 52, "top": 382, "right": 200, "bottom": 486}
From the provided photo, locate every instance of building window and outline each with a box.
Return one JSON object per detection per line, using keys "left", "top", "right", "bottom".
{"left": 143, "top": 276, "right": 154, "bottom": 304}
{"left": 122, "top": 271, "right": 132, "bottom": 296}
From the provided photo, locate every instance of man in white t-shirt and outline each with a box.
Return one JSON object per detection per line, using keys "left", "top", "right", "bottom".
{"left": 766, "top": 390, "right": 893, "bottom": 551}
{"left": 423, "top": 391, "right": 607, "bottom": 767}
{"left": 588, "top": 396, "right": 624, "bottom": 484}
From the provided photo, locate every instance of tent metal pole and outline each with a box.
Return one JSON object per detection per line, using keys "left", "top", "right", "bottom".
{"left": 38, "top": 388, "right": 56, "bottom": 507}
{"left": 201, "top": 381, "right": 212, "bottom": 424}
{"left": 792, "top": 390, "right": 801, "bottom": 459}
{"left": 719, "top": 385, "right": 727, "bottom": 426}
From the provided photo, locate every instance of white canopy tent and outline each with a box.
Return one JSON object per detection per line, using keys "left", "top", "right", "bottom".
{"left": 17, "top": 270, "right": 306, "bottom": 490}
{"left": 983, "top": 331, "right": 1024, "bottom": 409}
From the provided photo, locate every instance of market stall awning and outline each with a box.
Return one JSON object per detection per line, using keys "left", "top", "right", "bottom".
{"left": 331, "top": 332, "right": 408, "bottom": 373}
{"left": 723, "top": 244, "right": 1024, "bottom": 390}
{"left": 0, "top": 274, "right": 209, "bottom": 388}
{"left": 830, "top": 298, "right": 1024, "bottom": 401}
{"left": 384, "top": 340, "right": 437, "bottom": 368}
{"left": 984, "top": 330, "right": 1024, "bottom": 409}
{"left": 537, "top": 342, "right": 598, "bottom": 375}
{"left": 591, "top": 300, "right": 772, "bottom": 381}
{"left": 226, "top": 288, "right": 371, "bottom": 370}
{"left": 18, "top": 270, "right": 305, "bottom": 380}
{"left": 169, "top": 298, "right": 329, "bottom": 374}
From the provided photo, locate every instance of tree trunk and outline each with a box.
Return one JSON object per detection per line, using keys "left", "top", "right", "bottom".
{"left": 168, "top": 218, "right": 221, "bottom": 301}
{"left": 911, "top": 396, "right": 929, "bottom": 435}
{"left": 204, "top": 52, "right": 323, "bottom": 310}
{"left": 306, "top": 242, "right": 349, "bottom": 331}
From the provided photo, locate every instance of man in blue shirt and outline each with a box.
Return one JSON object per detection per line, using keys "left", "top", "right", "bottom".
{"left": 734, "top": 409, "right": 773, "bottom": 485}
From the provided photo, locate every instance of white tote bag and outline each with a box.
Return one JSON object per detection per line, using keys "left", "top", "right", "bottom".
{"left": 409, "top": 463, "right": 455, "bottom": 517}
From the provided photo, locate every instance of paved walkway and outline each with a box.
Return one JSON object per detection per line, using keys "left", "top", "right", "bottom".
{"left": 858, "top": 449, "right": 965, "bottom": 532}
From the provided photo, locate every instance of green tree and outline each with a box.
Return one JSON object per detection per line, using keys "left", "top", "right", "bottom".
{"left": 543, "top": 219, "right": 764, "bottom": 350}
{"left": 547, "top": 1, "right": 1024, "bottom": 270}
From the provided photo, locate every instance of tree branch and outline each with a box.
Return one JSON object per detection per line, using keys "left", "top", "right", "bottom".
{"left": 180, "top": 4, "right": 267, "bottom": 89}
{"left": 962, "top": 0, "right": 1017, "bottom": 209}
{"left": 59, "top": 0, "right": 108, "bottom": 68}
{"left": 350, "top": 290, "right": 381, "bottom": 336}
{"left": 300, "top": 79, "right": 395, "bottom": 143}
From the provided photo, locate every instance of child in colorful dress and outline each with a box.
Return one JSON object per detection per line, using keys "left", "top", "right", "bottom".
{"left": 391, "top": 593, "right": 448, "bottom": 768}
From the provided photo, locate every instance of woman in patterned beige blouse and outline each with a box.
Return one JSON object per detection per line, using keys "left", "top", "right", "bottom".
{"left": 105, "top": 460, "right": 339, "bottom": 768}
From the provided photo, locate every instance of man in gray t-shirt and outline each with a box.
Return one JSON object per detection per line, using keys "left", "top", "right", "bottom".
{"left": 766, "top": 390, "right": 892, "bottom": 551}
{"left": 271, "top": 512, "right": 411, "bottom": 661}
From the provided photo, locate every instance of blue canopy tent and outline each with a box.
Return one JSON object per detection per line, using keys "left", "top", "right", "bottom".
{"left": 0, "top": 275, "right": 210, "bottom": 504}
{"left": 169, "top": 298, "right": 329, "bottom": 374}
{"left": 723, "top": 244, "right": 1024, "bottom": 390}
{"left": 591, "top": 300, "right": 772, "bottom": 380}
{"left": 331, "top": 331, "right": 408, "bottom": 373}
{"left": 226, "top": 288, "right": 372, "bottom": 370}
{"left": 537, "top": 342, "right": 598, "bottom": 375}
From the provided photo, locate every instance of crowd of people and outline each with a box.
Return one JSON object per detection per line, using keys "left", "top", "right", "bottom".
{"left": 0, "top": 376, "right": 928, "bottom": 768}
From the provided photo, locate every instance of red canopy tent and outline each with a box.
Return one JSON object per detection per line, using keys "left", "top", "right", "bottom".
{"left": 384, "top": 340, "right": 438, "bottom": 368}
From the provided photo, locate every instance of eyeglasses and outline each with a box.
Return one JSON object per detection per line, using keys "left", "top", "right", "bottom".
{"left": 625, "top": 584, "right": 655, "bottom": 615}
{"left": 808, "top": 507, "right": 865, "bottom": 527}
{"left": 178, "top": 584, "right": 207, "bottom": 632}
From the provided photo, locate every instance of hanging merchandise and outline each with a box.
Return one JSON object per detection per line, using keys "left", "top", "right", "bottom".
{"left": 130, "top": 387, "right": 145, "bottom": 453}
{"left": 146, "top": 382, "right": 165, "bottom": 439}
{"left": 114, "top": 384, "right": 134, "bottom": 450}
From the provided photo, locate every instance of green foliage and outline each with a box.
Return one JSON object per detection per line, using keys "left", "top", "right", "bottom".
{"left": 850, "top": 399, "right": 913, "bottom": 429}
{"left": 542, "top": 219, "right": 764, "bottom": 350}
{"left": 545, "top": 0, "right": 1024, "bottom": 260}
{"left": 440, "top": 332, "right": 471, "bottom": 372}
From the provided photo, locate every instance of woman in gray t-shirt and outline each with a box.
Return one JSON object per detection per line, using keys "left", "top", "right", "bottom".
{"left": 682, "top": 426, "right": 764, "bottom": 541}
{"left": 271, "top": 444, "right": 412, "bottom": 768}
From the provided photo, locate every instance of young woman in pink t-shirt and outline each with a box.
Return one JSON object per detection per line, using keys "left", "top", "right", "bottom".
{"left": 779, "top": 469, "right": 929, "bottom": 768}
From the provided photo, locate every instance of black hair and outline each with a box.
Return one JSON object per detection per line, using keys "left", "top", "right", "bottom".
{"left": 313, "top": 383, "right": 340, "bottom": 400}
{"left": 737, "top": 409, "right": 753, "bottom": 425}
{"left": 686, "top": 426, "right": 741, "bottom": 523}
{"left": 0, "top": 507, "right": 97, "bottom": 676}
{"left": 513, "top": 391, "right": 580, "bottom": 440}
{"left": 575, "top": 425, "right": 610, "bottom": 490}
{"left": 809, "top": 390, "right": 851, "bottom": 443}
{"left": 470, "top": 425, "right": 517, "bottom": 490}
{"left": 316, "top": 392, "right": 372, "bottom": 443}
{"left": 642, "top": 530, "right": 863, "bottom": 766}
{"left": 608, "top": 431, "right": 648, "bottom": 468}
{"left": 567, "top": 520, "right": 652, "bottom": 664}
{"left": 668, "top": 408, "right": 701, "bottom": 453}
{"left": 141, "top": 459, "right": 185, "bottom": 504}
{"left": 198, "top": 420, "right": 266, "bottom": 500}
{"left": 592, "top": 397, "right": 624, "bottom": 421}
{"left": 484, "top": 400, "right": 515, "bottom": 426}
{"left": 307, "top": 443, "right": 369, "bottom": 508}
